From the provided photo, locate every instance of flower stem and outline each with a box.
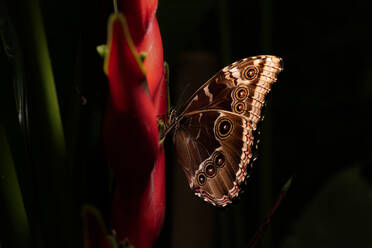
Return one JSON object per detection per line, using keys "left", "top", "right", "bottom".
{"left": 0, "top": 125, "right": 31, "bottom": 248}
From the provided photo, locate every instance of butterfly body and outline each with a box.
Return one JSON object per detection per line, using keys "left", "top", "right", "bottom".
{"left": 169, "top": 55, "right": 283, "bottom": 207}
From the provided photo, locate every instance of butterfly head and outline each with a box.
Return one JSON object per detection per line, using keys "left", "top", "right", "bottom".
{"left": 169, "top": 108, "right": 181, "bottom": 127}
{"left": 159, "top": 109, "right": 180, "bottom": 143}
{"left": 168, "top": 109, "right": 175, "bottom": 122}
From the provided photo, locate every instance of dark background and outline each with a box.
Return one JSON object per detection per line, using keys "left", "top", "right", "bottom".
{"left": 2, "top": 0, "right": 372, "bottom": 247}
{"left": 156, "top": 0, "right": 372, "bottom": 247}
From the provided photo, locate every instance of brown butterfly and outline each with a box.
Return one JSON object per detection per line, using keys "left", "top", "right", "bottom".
{"left": 163, "top": 55, "right": 283, "bottom": 207}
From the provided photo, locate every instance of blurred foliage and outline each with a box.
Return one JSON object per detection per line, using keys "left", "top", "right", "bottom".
{"left": 281, "top": 167, "right": 372, "bottom": 248}
{"left": 0, "top": 126, "right": 31, "bottom": 248}
{"left": 1, "top": 0, "right": 110, "bottom": 247}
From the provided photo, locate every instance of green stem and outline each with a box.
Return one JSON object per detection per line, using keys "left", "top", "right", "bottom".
{"left": 0, "top": 125, "right": 31, "bottom": 248}
{"left": 5, "top": 0, "right": 77, "bottom": 247}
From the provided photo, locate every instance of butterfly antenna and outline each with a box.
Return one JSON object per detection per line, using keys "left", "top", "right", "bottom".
{"left": 173, "top": 82, "right": 192, "bottom": 113}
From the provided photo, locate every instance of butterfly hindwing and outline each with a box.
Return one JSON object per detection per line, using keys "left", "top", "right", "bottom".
{"left": 174, "top": 110, "right": 255, "bottom": 207}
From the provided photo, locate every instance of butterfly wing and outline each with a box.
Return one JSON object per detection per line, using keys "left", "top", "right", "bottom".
{"left": 180, "top": 55, "right": 283, "bottom": 130}
{"left": 174, "top": 109, "right": 256, "bottom": 207}
{"left": 173, "top": 55, "right": 283, "bottom": 206}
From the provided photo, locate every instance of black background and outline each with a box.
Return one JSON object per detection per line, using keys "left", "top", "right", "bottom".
{"left": 157, "top": 0, "right": 372, "bottom": 247}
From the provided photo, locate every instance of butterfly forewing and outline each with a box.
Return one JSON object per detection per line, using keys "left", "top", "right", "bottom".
{"left": 173, "top": 55, "right": 283, "bottom": 207}
{"left": 180, "top": 55, "right": 283, "bottom": 129}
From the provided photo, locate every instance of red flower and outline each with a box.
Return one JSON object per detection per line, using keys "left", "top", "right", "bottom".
{"left": 103, "top": 0, "right": 167, "bottom": 247}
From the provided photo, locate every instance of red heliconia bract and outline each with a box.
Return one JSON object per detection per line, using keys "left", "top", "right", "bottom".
{"left": 103, "top": 0, "right": 167, "bottom": 247}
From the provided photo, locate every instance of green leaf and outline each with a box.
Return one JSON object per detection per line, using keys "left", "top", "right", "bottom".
{"left": 97, "top": 44, "right": 107, "bottom": 58}
{"left": 4, "top": 1, "right": 78, "bottom": 247}
{"left": 0, "top": 125, "right": 31, "bottom": 248}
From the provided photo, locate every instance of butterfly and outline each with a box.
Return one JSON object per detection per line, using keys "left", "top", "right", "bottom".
{"left": 162, "top": 55, "right": 283, "bottom": 207}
